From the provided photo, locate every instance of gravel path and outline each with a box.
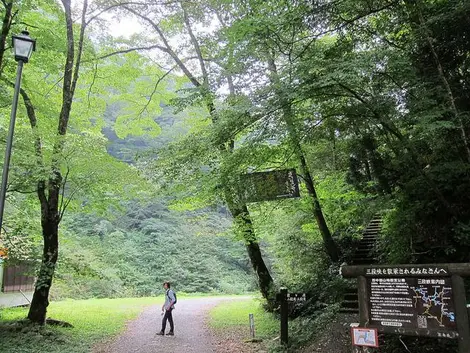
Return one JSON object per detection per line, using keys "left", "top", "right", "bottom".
{"left": 95, "top": 297, "right": 243, "bottom": 353}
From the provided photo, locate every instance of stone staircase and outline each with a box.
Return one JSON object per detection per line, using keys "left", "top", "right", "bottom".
{"left": 340, "top": 216, "right": 382, "bottom": 314}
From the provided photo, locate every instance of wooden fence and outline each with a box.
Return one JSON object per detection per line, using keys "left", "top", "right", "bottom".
{"left": 2, "top": 262, "right": 35, "bottom": 293}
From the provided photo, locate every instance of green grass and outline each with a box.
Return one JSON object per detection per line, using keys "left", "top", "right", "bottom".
{"left": 0, "top": 294, "right": 270, "bottom": 353}
{"left": 0, "top": 297, "right": 162, "bottom": 353}
{"left": 208, "top": 297, "right": 278, "bottom": 338}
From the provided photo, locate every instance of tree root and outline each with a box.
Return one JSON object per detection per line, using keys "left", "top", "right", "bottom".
{"left": 45, "top": 318, "right": 73, "bottom": 328}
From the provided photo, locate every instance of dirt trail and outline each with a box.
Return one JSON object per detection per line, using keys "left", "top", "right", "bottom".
{"left": 94, "top": 297, "right": 245, "bottom": 353}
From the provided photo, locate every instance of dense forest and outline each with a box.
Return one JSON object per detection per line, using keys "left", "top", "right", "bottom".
{"left": 0, "top": 0, "right": 469, "bottom": 351}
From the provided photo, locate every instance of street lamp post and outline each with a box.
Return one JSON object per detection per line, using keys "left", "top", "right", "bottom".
{"left": 0, "top": 30, "right": 36, "bottom": 234}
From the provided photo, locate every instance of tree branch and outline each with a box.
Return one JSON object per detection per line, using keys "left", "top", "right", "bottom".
{"left": 86, "top": 44, "right": 169, "bottom": 62}
{"left": 180, "top": 1, "right": 209, "bottom": 87}
{"left": 58, "top": 167, "right": 70, "bottom": 221}
{"left": 87, "top": 62, "right": 98, "bottom": 108}
{"left": 123, "top": 6, "right": 202, "bottom": 88}
{"left": 138, "top": 66, "right": 175, "bottom": 117}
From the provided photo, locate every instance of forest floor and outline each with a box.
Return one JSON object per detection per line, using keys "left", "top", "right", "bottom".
{"left": 93, "top": 296, "right": 265, "bottom": 353}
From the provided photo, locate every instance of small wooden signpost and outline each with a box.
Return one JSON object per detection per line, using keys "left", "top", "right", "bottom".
{"left": 341, "top": 263, "right": 470, "bottom": 352}
{"left": 249, "top": 313, "right": 255, "bottom": 338}
{"left": 278, "top": 288, "right": 308, "bottom": 346}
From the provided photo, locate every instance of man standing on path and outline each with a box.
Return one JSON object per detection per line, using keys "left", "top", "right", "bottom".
{"left": 157, "top": 281, "right": 175, "bottom": 336}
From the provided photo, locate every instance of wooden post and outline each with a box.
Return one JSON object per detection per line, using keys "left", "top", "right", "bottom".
{"left": 358, "top": 276, "right": 370, "bottom": 327}
{"left": 280, "top": 288, "right": 288, "bottom": 346}
{"left": 452, "top": 275, "right": 470, "bottom": 353}
{"left": 357, "top": 276, "right": 371, "bottom": 353}
{"left": 249, "top": 313, "right": 255, "bottom": 338}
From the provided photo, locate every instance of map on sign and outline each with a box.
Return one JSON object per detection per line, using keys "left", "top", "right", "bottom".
{"left": 351, "top": 328, "right": 378, "bottom": 347}
{"left": 411, "top": 279, "right": 455, "bottom": 329}
{"left": 368, "top": 276, "right": 457, "bottom": 334}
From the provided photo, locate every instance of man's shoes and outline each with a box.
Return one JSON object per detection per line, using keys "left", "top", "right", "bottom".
{"left": 166, "top": 331, "right": 174, "bottom": 336}
{"left": 156, "top": 331, "right": 164, "bottom": 336}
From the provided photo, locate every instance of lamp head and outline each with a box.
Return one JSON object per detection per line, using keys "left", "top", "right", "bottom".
{"left": 12, "top": 30, "right": 36, "bottom": 63}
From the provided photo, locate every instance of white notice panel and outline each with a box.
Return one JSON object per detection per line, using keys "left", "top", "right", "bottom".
{"left": 351, "top": 327, "right": 379, "bottom": 347}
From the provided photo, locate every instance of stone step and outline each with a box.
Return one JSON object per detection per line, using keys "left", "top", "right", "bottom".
{"left": 339, "top": 307, "right": 359, "bottom": 314}
{"left": 357, "top": 243, "right": 375, "bottom": 247}
{"left": 354, "top": 252, "right": 374, "bottom": 258}
{"left": 344, "top": 293, "right": 357, "bottom": 301}
{"left": 358, "top": 240, "right": 376, "bottom": 245}
{"left": 359, "top": 240, "right": 378, "bottom": 245}
{"left": 359, "top": 239, "right": 377, "bottom": 243}
{"left": 357, "top": 245, "right": 375, "bottom": 250}
{"left": 341, "top": 300, "right": 359, "bottom": 309}
{"left": 360, "top": 236, "right": 378, "bottom": 240}
{"left": 352, "top": 258, "right": 375, "bottom": 261}
{"left": 357, "top": 245, "right": 376, "bottom": 250}
{"left": 362, "top": 235, "right": 379, "bottom": 239}
{"left": 358, "top": 241, "right": 376, "bottom": 245}
{"left": 352, "top": 258, "right": 376, "bottom": 263}
{"left": 353, "top": 253, "right": 376, "bottom": 257}
{"left": 363, "top": 230, "right": 380, "bottom": 234}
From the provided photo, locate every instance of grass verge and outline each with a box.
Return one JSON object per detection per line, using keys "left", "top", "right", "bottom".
{"left": 208, "top": 297, "right": 278, "bottom": 339}
{"left": 0, "top": 297, "right": 161, "bottom": 353}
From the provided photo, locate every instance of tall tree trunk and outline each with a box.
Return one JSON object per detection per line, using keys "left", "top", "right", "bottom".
{"left": 27, "top": 0, "right": 86, "bottom": 324}
{"left": 230, "top": 203, "right": 276, "bottom": 308}
{"left": 0, "top": 1, "right": 14, "bottom": 78}
{"left": 267, "top": 57, "right": 340, "bottom": 262}
{"left": 27, "top": 197, "right": 59, "bottom": 324}
{"left": 298, "top": 153, "right": 340, "bottom": 261}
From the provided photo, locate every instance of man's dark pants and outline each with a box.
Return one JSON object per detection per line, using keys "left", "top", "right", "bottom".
{"left": 162, "top": 308, "right": 174, "bottom": 333}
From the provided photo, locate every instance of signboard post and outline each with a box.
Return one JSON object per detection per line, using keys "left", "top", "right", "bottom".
{"left": 279, "top": 288, "right": 288, "bottom": 346}
{"left": 341, "top": 263, "right": 470, "bottom": 353}
{"left": 277, "top": 289, "right": 307, "bottom": 346}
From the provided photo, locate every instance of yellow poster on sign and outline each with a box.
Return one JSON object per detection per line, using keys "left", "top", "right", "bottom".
{"left": 0, "top": 247, "right": 7, "bottom": 259}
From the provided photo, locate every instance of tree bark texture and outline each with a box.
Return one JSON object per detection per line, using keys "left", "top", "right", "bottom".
{"left": 0, "top": 1, "right": 13, "bottom": 78}
{"left": 27, "top": 0, "right": 86, "bottom": 324}
{"left": 229, "top": 201, "right": 276, "bottom": 308}
{"left": 27, "top": 212, "right": 59, "bottom": 324}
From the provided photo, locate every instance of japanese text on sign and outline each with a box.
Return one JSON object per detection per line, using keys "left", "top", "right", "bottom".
{"left": 365, "top": 266, "right": 449, "bottom": 277}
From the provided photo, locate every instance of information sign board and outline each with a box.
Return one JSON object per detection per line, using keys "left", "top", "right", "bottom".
{"left": 240, "top": 169, "right": 299, "bottom": 203}
{"left": 368, "top": 276, "right": 457, "bottom": 335}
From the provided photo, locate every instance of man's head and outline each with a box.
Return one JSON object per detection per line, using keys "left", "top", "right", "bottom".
{"left": 163, "top": 281, "right": 171, "bottom": 289}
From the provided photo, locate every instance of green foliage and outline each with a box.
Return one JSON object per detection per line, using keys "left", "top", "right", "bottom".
{"left": 49, "top": 201, "right": 253, "bottom": 299}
